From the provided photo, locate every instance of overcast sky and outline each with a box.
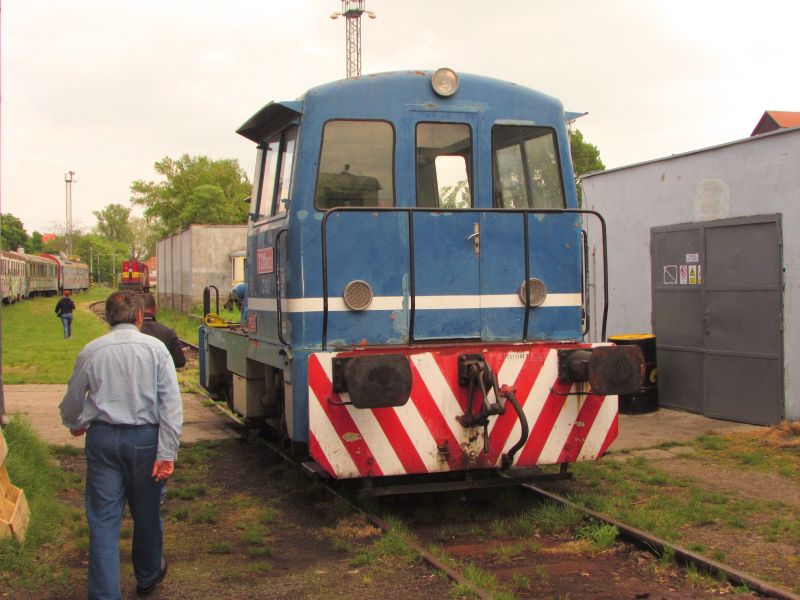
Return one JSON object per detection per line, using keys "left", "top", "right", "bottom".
{"left": 2, "top": 0, "right": 798, "bottom": 235}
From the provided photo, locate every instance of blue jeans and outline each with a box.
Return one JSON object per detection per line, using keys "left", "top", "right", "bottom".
{"left": 61, "top": 314, "right": 73, "bottom": 338}
{"left": 85, "top": 422, "right": 163, "bottom": 600}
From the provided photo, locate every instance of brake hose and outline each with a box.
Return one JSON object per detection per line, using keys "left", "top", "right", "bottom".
{"left": 500, "top": 387, "right": 529, "bottom": 469}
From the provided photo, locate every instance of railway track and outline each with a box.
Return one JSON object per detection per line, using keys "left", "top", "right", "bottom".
{"left": 87, "top": 301, "right": 797, "bottom": 598}
{"left": 255, "top": 432, "right": 798, "bottom": 600}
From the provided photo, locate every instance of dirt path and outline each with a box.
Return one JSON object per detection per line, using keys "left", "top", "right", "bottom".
{"left": 7, "top": 437, "right": 454, "bottom": 599}
{"left": 2, "top": 385, "right": 236, "bottom": 447}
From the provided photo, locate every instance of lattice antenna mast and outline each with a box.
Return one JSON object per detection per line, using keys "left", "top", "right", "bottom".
{"left": 331, "top": 1, "right": 376, "bottom": 79}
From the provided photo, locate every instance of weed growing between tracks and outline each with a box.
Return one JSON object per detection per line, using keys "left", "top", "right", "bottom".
{"left": 542, "top": 423, "right": 800, "bottom": 593}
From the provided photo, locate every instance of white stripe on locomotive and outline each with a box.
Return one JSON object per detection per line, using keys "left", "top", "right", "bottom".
{"left": 247, "top": 292, "right": 582, "bottom": 313}
{"left": 309, "top": 384, "right": 360, "bottom": 477}
{"left": 317, "top": 354, "right": 406, "bottom": 476}
{"left": 577, "top": 397, "right": 617, "bottom": 461}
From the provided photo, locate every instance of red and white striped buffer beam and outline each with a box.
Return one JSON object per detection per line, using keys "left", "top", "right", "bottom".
{"left": 308, "top": 344, "right": 618, "bottom": 479}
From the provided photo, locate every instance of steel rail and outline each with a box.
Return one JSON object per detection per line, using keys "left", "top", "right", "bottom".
{"left": 180, "top": 339, "right": 198, "bottom": 352}
{"left": 522, "top": 483, "right": 800, "bottom": 600}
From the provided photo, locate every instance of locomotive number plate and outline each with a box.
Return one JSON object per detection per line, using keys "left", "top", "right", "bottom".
{"left": 256, "top": 248, "right": 274, "bottom": 274}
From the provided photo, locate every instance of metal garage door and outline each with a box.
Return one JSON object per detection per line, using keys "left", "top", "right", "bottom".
{"left": 651, "top": 215, "right": 783, "bottom": 425}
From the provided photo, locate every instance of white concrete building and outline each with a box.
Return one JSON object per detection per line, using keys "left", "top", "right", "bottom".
{"left": 156, "top": 224, "right": 247, "bottom": 312}
{"left": 582, "top": 127, "right": 800, "bottom": 424}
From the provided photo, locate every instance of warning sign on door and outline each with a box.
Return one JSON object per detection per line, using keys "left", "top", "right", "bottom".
{"left": 679, "top": 265, "right": 688, "bottom": 285}
{"left": 688, "top": 265, "right": 697, "bottom": 285}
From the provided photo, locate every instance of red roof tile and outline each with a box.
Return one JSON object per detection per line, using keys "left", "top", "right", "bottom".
{"left": 751, "top": 111, "right": 800, "bottom": 136}
{"left": 767, "top": 111, "right": 800, "bottom": 127}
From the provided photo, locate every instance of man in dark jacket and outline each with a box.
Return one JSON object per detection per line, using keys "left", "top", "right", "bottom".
{"left": 141, "top": 293, "right": 186, "bottom": 368}
{"left": 55, "top": 290, "right": 76, "bottom": 338}
{"left": 60, "top": 290, "right": 182, "bottom": 598}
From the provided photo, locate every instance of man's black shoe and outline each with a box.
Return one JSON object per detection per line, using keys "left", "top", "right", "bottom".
{"left": 137, "top": 559, "right": 167, "bottom": 596}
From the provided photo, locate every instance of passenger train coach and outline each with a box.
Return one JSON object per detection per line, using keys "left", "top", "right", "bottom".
{"left": 199, "top": 69, "right": 643, "bottom": 493}
{"left": 1, "top": 250, "right": 88, "bottom": 303}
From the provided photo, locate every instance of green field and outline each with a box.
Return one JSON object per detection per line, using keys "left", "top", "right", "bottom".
{"left": 1, "top": 287, "right": 112, "bottom": 384}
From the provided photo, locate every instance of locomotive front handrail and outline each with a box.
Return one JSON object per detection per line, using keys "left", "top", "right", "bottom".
{"left": 320, "top": 206, "right": 609, "bottom": 351}
{"left": 580, "top": 228, "right": 591, "bottom": 337}
{"left": 273, "top": 228, "right": 289, "bottom": 346}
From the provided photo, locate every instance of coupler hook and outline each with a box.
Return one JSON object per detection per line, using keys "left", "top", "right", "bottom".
{"left": 456, "top": 355, "right": 506, "bottom": 454}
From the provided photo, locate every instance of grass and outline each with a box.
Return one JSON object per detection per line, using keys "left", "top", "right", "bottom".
{"left": 157, "top": 305, "right": 242, "bottom": 345}
{"left": 0, "top": 283, "right": 208, "bottom": 394}
{"left": 692, "top": 426, "right": 800, "bottom": 479}
{"left": 492, "top": 500, "right": 583, "bottom": 538}
{"left": 350, "top": 516, "right": 416, "bottom": 567}
{"left": 156, "top": 307, "right": 205, "bottom": 346}
{"left": 567, "top": 456, "right": 765, "bottom": 542}
{"left": 207, "top": 541, "right": 232, "bottom": 554}
{"left": 575, "top": 520, "right": 618, "bottom": 550}
{"left": 0, "top": 416, "right": 70, "bottom": 587}
{"left": 1, "top": 286, "right": 111, "bottom": 383}
{"left": 173, "top": 483, "right": 207, "bottom": 500}
{"left": 191, "top": 503, "right": 220, "bottom": 524}
{"left": 490, "top": 540, "right": 541, "bottom": 564}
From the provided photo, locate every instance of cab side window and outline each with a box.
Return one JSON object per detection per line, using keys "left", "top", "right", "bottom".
{"left": 252, "top": 125, "right": 298, "bottom": 221}
{"left": 274, "top": 128, "right": 297, "bottom": 216}
{"left": 314, "top": 120, "right": 395, "bottom": 210}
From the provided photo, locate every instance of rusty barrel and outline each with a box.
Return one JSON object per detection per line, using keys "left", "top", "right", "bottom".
{"left": 607, "top": 334, "right": 658, "bottom": 414}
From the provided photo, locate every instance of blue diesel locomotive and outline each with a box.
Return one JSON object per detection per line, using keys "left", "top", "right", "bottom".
{"left": 200, "top": 69, "right": 642, "bottom": 493}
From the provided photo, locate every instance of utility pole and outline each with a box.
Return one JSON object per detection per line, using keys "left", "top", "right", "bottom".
{"left": 65, "top": 171, "right": 76, "bottom": 256}
{"left": 331, "top": 1, "right": 376, "bottom": 79}
{"left": 0, "top": 305, "right": 5, "bottom": 425}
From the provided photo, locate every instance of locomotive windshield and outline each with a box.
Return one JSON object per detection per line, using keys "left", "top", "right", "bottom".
{"left": 416, "top": 122, "right": 472, "bottom": 209}
{"left": 492, "top": 125, "right": 565, "bottom": 209}
{"left": 314, "top": 120, "right": 394, "bottom": 209}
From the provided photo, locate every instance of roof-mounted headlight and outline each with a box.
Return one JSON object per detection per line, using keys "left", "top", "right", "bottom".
{"left": 431, "top": 68, "right": 459, "bottom": 97}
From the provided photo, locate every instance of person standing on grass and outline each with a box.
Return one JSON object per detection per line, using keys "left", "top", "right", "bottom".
{"left": 140, "top": 292, "right": 186, "bottom": 369}
{"left": 59, "top": 290, "right": 183, "bottom": 599}
{"left": 55, "top": 290, "right": 76, "bottom": 339}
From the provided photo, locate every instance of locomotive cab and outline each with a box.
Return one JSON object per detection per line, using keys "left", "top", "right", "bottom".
{"left": 200, "top": 69, "right": 642, "bottom": 493}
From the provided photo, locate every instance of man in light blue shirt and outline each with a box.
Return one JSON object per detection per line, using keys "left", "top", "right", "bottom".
{"left": 60, "top": 290, "right": 183, "bottom": 599}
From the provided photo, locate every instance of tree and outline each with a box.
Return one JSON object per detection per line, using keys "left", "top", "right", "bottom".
{"left": 93, "top": 204, "right": 132, "bottom": 244}
{"left": 74, "top": 234, "right": 128, "bottom": 286}
{"left": 28, "top": 231, "right": 44, "bottom": 253}
{"left": 569, "top": 129, "right": 605, "bottom": 204}
{"left": 0, "top": 214, "right": 29, "bottom": 251}
{"left": 129, "top": 217, "right": 157, "bottom": 260}
{"left": 439, "top": 180, "right": 471, "bottom": 209}
{"left": 130, "top": 154, "right": 251, "bottom": 236}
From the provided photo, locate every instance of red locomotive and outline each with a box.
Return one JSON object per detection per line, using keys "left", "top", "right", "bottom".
{"left": 119, "top": 259, "right": 150, "bottom": 292}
